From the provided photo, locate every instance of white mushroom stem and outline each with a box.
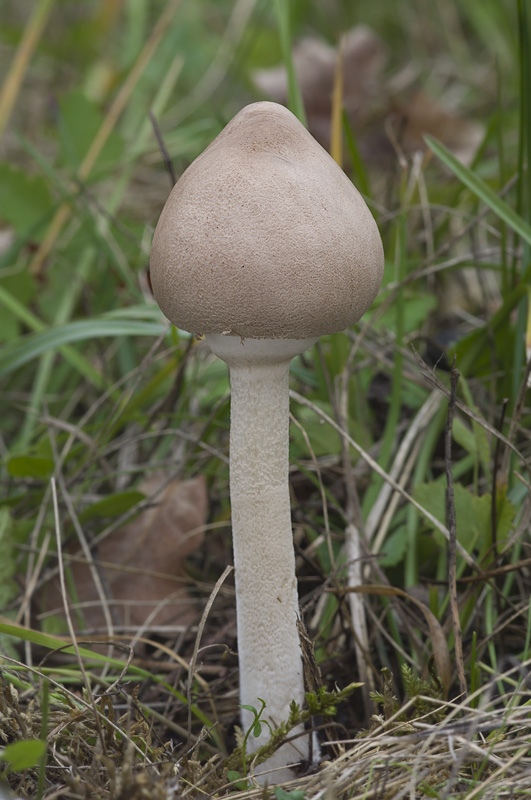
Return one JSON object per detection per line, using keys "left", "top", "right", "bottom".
{"left": 206, "top": 334, "right": 317, "bottom": 780}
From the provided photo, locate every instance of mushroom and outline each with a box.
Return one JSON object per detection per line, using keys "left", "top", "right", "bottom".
{"left": 150, "top": 101, "right": 384, "bottom": 780}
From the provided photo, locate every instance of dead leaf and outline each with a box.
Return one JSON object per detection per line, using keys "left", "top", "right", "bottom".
{"left": 390, "top": 91, "right": 483, "bottom": 166}
{"left": 42, "top": 473, "right": 207, "bottom": 633}
{"left": 254, "top": 25, "right": 386, "bottom": 150}
{"left": 253, "top": 25, "right": 482, "bottom": 168}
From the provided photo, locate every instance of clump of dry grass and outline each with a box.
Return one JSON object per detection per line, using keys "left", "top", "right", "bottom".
{"left": 2, "top": 654, "right": 531, "bottom": 799}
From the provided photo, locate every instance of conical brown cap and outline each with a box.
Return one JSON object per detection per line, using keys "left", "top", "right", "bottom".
{"left": 150, "top": 101, "right": 384, "bottom": 339}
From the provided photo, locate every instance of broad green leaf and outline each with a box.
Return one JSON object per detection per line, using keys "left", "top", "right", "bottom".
{"left": 290, "top": 401, "right": 342, "bottom": 457}
{"left": 0, "top": 266, "right": 37, "bottom": 342}
{"left": 239, "top": 703, "right": 258, "bottom": 713}
{"left": 227, "top": 770, "right": 248, "bottom": 790}
{"left": 0, "top": 739, "right": 46, "bottom": 771}
{"left": 79, "top": 490, "right": 145, "bottom": 522}
{"left": 495, "top": 485, "right": 518, "bottom": 547}
{"left": 375, "top": 293, "right": 437, "bottom": 336}
{"left": 425, "top": 135, "right": 531, "bottom": 248}
{"left": 0, "top": 162, "right": 54, "bottom": 235}
{"left": 41, "top": 614, "right": 69, "bottom": 636}
{"left": 8, "top": 455, "right": 54, "bottom": 479}
{"left": 452, "top": 417, "right": 479, "bottom": 458}
{"left": 318, "top": 332, "right": 351, "bottom": 381}
{"left": 58, "top": 89, "right": 124, "bottom": 176}
{"left": 379, "top": 526, "right": 408, "bottom": 568}
{"left": 275, "top": 789, "right": 306, "bottom": 800}
{"left": 413, "top": 482, "right": 516, "bottom": 553}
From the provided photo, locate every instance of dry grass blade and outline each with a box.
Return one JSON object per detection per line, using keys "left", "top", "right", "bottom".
{"left": 290, "top": 389, "right": 478, "bottom": 569}
{"left": 299, "top": 665, "right": 531, "bottom": 799}
{"left": 50, "top": 477, "right": 107, "bottom": 756}
{"left": 53, "top": 455, "right": 115, "bottom": 644}
{"left": 187, "top": 565, "right": 233, "bottom": 739}
{"left": 344, "top": 522, "right": 372, "bottom": 711}
{"left": 336, "top": 335, "right": 373, "bottom": 709}
{"left": 334, "top": 583, "right": 452, "bottom": 696}
{"left": 330, "top": 36, "right": 344, "bottom": 167}
{"left": 367, "top": 389, "right": 440, "bottom": 549}
{"left": 0, "top": 0, "right": 55, "bottom": 141}
{"left": 500, "top": 350, "right": 531, "bottom": 481}
{"left": 412, "top": 346, "right": 530, "bottom": 474}
{"left": 17, "top": 485, "right": 52, "bottom": 633}
{"left": 290, "top": 412, "right": 334, "bottom": 570}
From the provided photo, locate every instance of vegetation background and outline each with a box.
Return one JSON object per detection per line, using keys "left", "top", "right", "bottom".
{"left": 0, "top": 0, "right": 530, "bottom": 797}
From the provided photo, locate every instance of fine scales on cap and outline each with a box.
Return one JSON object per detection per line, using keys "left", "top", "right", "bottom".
{"left": 150, "top": 101, "right": 383, "bottom": 339}
{"left": 150, "top": 101, "right": 384, "bottom": 781}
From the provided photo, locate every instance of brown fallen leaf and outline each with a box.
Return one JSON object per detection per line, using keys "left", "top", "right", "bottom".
{"left": 253, "top": 25, "right": 482, "bottom": 168}
{"left": 42, "top": 473, "right": 207, "bottom": 633}
{"left": 254, "top": 25, "right": 386, "bottom": 151}
{"left": 389, "top": 90, "right": 483, "bottom": 167}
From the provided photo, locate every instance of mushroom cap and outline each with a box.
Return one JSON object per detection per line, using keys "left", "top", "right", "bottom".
{"left": 150, "top": 101, "right": 384, "bottom": 339}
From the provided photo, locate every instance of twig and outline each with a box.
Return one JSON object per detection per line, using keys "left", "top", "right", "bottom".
{"left": 457, "top": 555, "right": 531, "bottom": 583}
{"left": 491, "top": 398, "right": 509, "bottom": 560}
{"left": 149, "top": 110, "right": 176, "bottom": 187}
{"left": 444, "top": 359, "right": 467, "bottom": 698}
{"left": 412, "top": 345, "right": 529, "bottom": 474}
{"left": 500, "top": 349, "right": 531, "bottom": 482}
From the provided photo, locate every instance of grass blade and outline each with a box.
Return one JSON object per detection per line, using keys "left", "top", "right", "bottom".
{"left": 0, "top": 317, "right": 166, "bottom": 377}
{"left": 28, "top": 0, "right": 184, "bottom": 276}
{"left": 330, "top": 38, "right": 343, "bottom": 167}
{"left": 272, "top": 0, "right": 306, "bottom": 126}
{"left": 425, "top": 134, "right": 531, "bottom": 249}
{"left": 343, "top": 109, "right": 371, "bottom": 198}
{"left": 0, "top": 619, "right": 212, "bottom": 728}
{"left": 0, "top": 283, "right": 106, "bottom": 389}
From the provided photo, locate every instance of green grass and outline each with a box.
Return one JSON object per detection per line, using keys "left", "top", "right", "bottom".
{"left": 1, "top": 0, "right": 530, "bottom": 797}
